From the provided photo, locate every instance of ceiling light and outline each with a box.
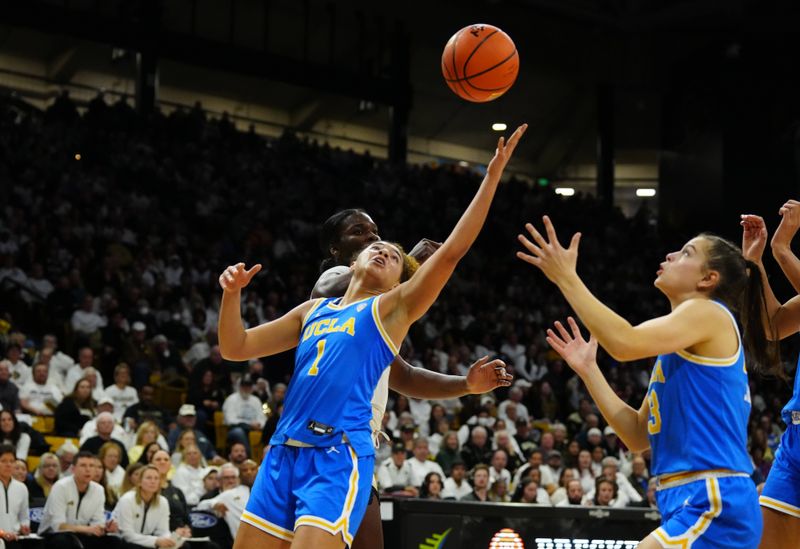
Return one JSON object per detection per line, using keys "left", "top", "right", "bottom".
{"left": 555, "top": 187, "right": 575, "bottom": 196}
{"left": 636, "top": 188, "right": 656, "bottom": 197}
{"left": 458, "top": 161, "right": 469, "bottom": 167}
{"left": 492, "top": 123, "right": 507, "bottom": 131}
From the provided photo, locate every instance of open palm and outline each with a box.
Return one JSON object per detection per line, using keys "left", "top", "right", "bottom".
{"left": 546, "top": 317, "right": 598, "bottom": 377}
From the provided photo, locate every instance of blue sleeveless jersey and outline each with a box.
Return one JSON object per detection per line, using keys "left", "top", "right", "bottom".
{"left": 782, "top": 355, "right": 800, "bottom": 424}
{"left": 270, "top": 296, "right": 397, "bottom": 457}
{"left": 646, "top": 302, "right": 752, "bottom": 476}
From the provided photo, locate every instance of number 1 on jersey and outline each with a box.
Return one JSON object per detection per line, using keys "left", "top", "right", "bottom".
{"left": 308, "top": 339, "right": 326, "bottom": 376}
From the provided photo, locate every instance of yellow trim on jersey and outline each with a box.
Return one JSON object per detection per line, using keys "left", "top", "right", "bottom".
{"left": 760, "top": 495, "right": 800, "bottom": 518}
{"left": 293, "top": 446, "right": 360, "bottom": 547}
{"left": 675, "top": 349, "right": 739, "bottom": 367}
{"left": 240, "top": 510, "right": 295, "bottom": 541}
{"left": 651, "top": 478, "right": 722, "bottom": 548}
{"left": 302, "top": 298, "right": 326, "bottom": 325}
{"left": 326, "top": 296, "right": 372, "bottom": 310}
{"left": 656, "top": 468, "right": 739, "bottom": 490}
{"left": 371, "top": 295, "right": 400, "bottom": 356}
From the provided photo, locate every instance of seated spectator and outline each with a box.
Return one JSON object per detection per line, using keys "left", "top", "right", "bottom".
{"left": 222, "top": 376, "right": 265, "bottom": 457}
{"left": 64, "top": 348, "right": 104, "bottom": 398}
{"left": 646, "top": 477, "right": 658, "bottom": 509}
{"left": 90, "top": 455, "right": 118, "bottom": 511}
{"left": 103, "top": 364, "right": 138, "bottom": 423}
{"left": 81, "top": 367, "right": 106, "bottom": 402}
{"left": 378, "top": 443, "right": 416, "bottom": 495}
{"left": 113, "top": 465, "right": 175, "bottom": 549}
{"left": 195, "top": 463, "right": 251, "bottom": 539}
{"left": 555, "top": 479, "right": 585, "bottom": 507}
{"left": 628, "top": 455, "right": 649, "bottom": 499}
{"left": 79, "top": 397, "right": 127, "bottom": 444}
{"left": 38, "top": 451, "right": 118, "bottom": 549}
{"left": 435, "top": 431, "right": 461, "bottom": 476}
{"left": 408, "top": 437, "right": 445, "bottom": 487}
{"left": 123, "top": 385, "right": 172, "bottom": 433}
{"left": 28, "top": 452, "right": 60, "bottom": 500}
{"left": 20, "top": 362, "right": 63, "bottom": 415}
{"left": 199, "top": 467, "right": 219, "bottom": 501}
{"left": 4, "top": 343, "right": 31, "bottom": 386}
{"left": 99, "top": 442, "right": 125, "bottom": 496}
{"left": 441, "top": 459, "right": 471, "bottom": 500}
{"left": 512, "top": 449, "right": 544, "bottom": 489}
{"left": 171, "top": 429, "right": 201, "bottom": 465}
{"left": 549, "top": 468, "right": 578, "bottom": 506}
{"left": 575, "top": 449, "right": 597, "bottom": 493}
{"left": 0, "top": 443, "right": 31, "bottom": 543}
{"left": 171, "top": 444, "right": 207, "bottom": 505}
{"left": 80, "top": 412, "right": 130, "bottom": 469}
{"left": 187, "top": 369, "right": 225, "bottom": 430}
{"left": 459, "top": 425, "right": 493, "bottom": 470}
{"left": 511, "top": 478, "right": 546, "bottom": 504}
{"left": 461, "top": 464, "right": 491, "bottom": 502}
{"left": 54, "top": 378, "right": 96, "bottom": 437}
{"left": 137, "top": 442, "right": 164, "bottom": 467}
{"left": 493, "top": 430, "right": 524, "bottom": 472}
{"left": 585, "top": 477, "right": 618, "bottom": 507}
{"left": 38, "top": 335, "right": 74, "bottom": 391}
{"left": 226, "top": 443, "right": 248, "bottom": 468}
{"left": 167, "top": 406, "right": 218, "bottom": 463}
{"left": 0, "top": 361, "right": 21, "bottom": 412}
{"left": 419, "top": 472, "right": 444, "bottom": 500}
{"left": 540, "top": 450, "right": 563, "bottom": 494}
{"left": 121, "top": 322, "right": 153, "bottom": 388}
{"left": 513, "top": 418, "right": 537, "bottom": 459}
{"left": 128, "top": 421, "right": 162, "bottom": 464}
{"left": 120, "top": 463, "right": 145, "bottom": 495}
{"left": 488, "top": 449, "right": 511, "bottom": 488}
{"left": 590, "top": 457, "right": 642, "bottom": 507}
{"left": 0, "top": 410, "right": 31, "bottom": 459}
{"left": 498, "top": 386, "right": 529, "bottom": 423}
{"left": 70, "top": 296, "right": 107, "bottom": 345}
{"left": 13, "top": 458, "right": 29, "bottom": 484}
{"left": 55, "top": 441, "right": 79, "bottom": 477}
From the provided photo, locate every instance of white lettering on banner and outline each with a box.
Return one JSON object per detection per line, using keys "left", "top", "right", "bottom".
{"left": 533, "top": 540, "right": 639, "bottom": 549}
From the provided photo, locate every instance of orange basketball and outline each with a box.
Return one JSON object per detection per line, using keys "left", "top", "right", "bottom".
{"left": 441, "top": 24, "right": 519, "bottom": 103}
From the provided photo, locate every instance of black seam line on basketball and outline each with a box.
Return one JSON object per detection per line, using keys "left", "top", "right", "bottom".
{"left": 444, "top": 49, "right": 518, "bottom": 83}
{"left": 452, "top": 29, "right": 476, "bottom": 100}
{"left": 464, "top": 80, "right": 514, "bottom": 92}
{"left": 462, "top": 29, "right": 499, "bottom": 80}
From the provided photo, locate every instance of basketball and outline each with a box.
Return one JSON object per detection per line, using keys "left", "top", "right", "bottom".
{"left": 441, "top": 24, "right": 519, "bottom": 103}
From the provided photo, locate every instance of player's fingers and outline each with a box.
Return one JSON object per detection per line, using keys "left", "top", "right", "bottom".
{"left": 569, "top": 232, "right": 581, "bottom": 251}
{"left": 517, "top": 234, "right": 543, "bottom": 256}
{"left": 567, "top": 316, "right": 583, "bottom": 339}
{"left": 545, "top": 335, "right": 564, "bottom": 354}
{"left": 473, "top": 356, "right": 490, "bottom": 368}
{"left": 516, "top": 252, "right": 541, "bottom": 266}
{"left": 542, "top": 216, "right": 562, "bottom": 248}
{"left": 554, "top": 320, "right": 572, "bottom": 342}
{"left": 524, "top": 222, "right": 549, "bottom": 248}
{"left": 245, "top": 264, "right": 263, "bottom": 281}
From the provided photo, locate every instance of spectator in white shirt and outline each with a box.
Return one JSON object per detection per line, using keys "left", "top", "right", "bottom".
{"left": 113, "top": 465, "right": 174, "bottom": 549}
{"left": 497, "top": 386, "right": 530, "bottom": 423}
{"left": 99, "top": 442, "right": 125, "bottom": 497}
{"left": 499, "top": 332, "right": 526, "bottom": 372}
{"left": 556, "top": 479, "right": 585, "bottom": 507}
{"left": 541, "top": 450, "right": 563, "bottom": 494}
{"left": 511, "top": 478, "right": 549, "bottom": 505}
{"left": 170, "top": 444, "right": 207, "bottom": 506}
{"left": 3, "top": 344, "right": 31, "bottom": 387}
{"left": 512, "top": 449, "right": 545, "bottom": 490}
{"left": 441, "top": 460, "right": 472, "bottom": 500}
{"left": 79, "top": 398, "right": 127, "bottom": 445}
{"left": 20, "top": 362, "right": 63, "bottom": 415}
{"left": 377, "top": 443, "right": 416, "bottom": 495}
{"left": 103, "top": 364, "right": 139, "bottom": 423}
{"left": 64, "top": 348, "right": 105, "bottom": 399}
{"left": 408, "top": 437, "right": 445, "bottom": 488}
{"left": 488, "top": 449, "right": 511, "bottom": 487}
{"left": 549, "top": 468, "right": 578, "bottom": 506}
{"left": 37, "top": 335, "right": 75, "bottom": 392}
{"left": 38, "top": 451, "right": 116, "bottom": 549}
{"left": 195, "top": 463, "right": 251, "bottom": 538}
{"left": 0, "top": 443, "right": 31, "bottom": 542}
{"left": 0, "top": 410, "right": 30, "bottom": 460}
{"left": 70, "top": 295, "right": 107, "bottom": 340}
{"left": 222, "top": 376, "right": 265, "bottom": 457}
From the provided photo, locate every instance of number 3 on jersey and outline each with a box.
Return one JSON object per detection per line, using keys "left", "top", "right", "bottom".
{"left": 648, "top": 390, "right": 662, "bottom": 435}
{"left": 308, "top": 339, "right": 326, "bottom": 376}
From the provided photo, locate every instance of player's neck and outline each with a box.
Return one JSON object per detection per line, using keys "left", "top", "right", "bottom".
{"left": 340, "top": 278, "right": 383, "bottom": 305}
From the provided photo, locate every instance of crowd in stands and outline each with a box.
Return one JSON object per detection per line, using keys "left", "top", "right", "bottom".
{"left": 0, "top": 91, "right": 797, "bottom": 545}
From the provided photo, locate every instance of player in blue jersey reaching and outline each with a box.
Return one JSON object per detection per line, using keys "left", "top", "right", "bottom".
{"left": 217, "top": 123, "right": 526, "bottom": 549}
{"left": 739, "top": 205, "right": 800, "bottom": 548}
{"left": 517, "top": 216, "right": 779, "bottom": 548}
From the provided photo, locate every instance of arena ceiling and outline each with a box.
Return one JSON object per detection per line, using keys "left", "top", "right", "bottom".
{"left": 1, "top": 0, "right": 798, "bottom": 180}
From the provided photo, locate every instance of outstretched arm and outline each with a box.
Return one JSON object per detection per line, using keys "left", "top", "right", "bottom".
{"left": 389, "top": 356, "right": 512, "bottom": 399}
{"left": 517, "top": 217, "right": 721, "bottom": 362}
{"left": 381, "top": 124, "right": 527, "bottom": 332}
{"left": 547, "top": 318, "right": 650, "bottom": 452}
{"left": 218, "top": 263, "right": 312, "bottom": 361}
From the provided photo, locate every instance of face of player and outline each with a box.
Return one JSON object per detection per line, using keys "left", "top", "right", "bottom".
{"left": 335, "top": 212, "right": 380, "bottom": 264}
{"left": 654, "top": 237, "right": 715, "bottom": 298}
{"left": 353, "top": 241, "right": 404, "bottom": 290}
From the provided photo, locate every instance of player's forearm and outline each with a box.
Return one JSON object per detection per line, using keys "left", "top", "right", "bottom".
{"left": 218, "top": 290, "right": 247, "bottom": 360}
{"left": 556, "top": 275, "right": 638, "bottom": 361}
{"left": 773, "top": 244, "right": 800, "bottom": 294}
{"left": 388, "top": 357, "right": 468, "bottom": 399}
{"left": 438, "top": 173, "right": 501, "bottom": 262}
{"left": 579, "top": 363, "right": 649, "bottom": 452}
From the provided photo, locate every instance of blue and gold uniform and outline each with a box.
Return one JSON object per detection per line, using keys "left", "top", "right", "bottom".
{"left": 646, "top": 301, "right": 761, "bottom": 548}
{"left": 242, "top": 295, "right": 397, "bottom": 546}
{"left": 760, "top": 356, "right": 800, "bottom": 519}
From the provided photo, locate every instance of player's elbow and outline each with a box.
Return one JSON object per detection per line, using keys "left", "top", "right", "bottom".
{"left": 219, "top": 341, "right": 244, "bottom": 362}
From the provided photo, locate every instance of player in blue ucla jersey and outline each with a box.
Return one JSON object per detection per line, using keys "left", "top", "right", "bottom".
{"left": 517, "top": 216, "right": 779, "bottom": 548}
{"left": 740, "top": 206, "right": 800, "bottom": 548}
{"left": 217, "top": 124, "right": 526, "bottom": 549}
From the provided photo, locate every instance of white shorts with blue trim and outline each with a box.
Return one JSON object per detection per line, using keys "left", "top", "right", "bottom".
{"left": 240, "top": 443, "right": 373, "bottom": 547}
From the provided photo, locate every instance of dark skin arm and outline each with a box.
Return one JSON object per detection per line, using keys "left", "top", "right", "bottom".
{"left": 312, "top": 238, "right": 512, "bottom": 397}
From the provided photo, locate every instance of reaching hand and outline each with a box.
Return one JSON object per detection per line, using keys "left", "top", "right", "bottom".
{"left": 407, "top": 239, "right": 442, "bottom": 264}
{"left": 740, "top": 214, "right": 768, "bottom": 262}
{"left": 772, "top": 200, "right": 800, "bottom": 251}
{"left": 486, "top": 124, "right": 528, "bottom": 180}
{"left": 465, "top": 356, "right": 513, "bottom": 394}
{"left": 546, "top": 317, "right": 599, "bottom": 378}
{"left": 218, "top": 263, "right": 262, "bottom": 293}
{"left": 516, "top": 216, "right": 581, "bottom": 286}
